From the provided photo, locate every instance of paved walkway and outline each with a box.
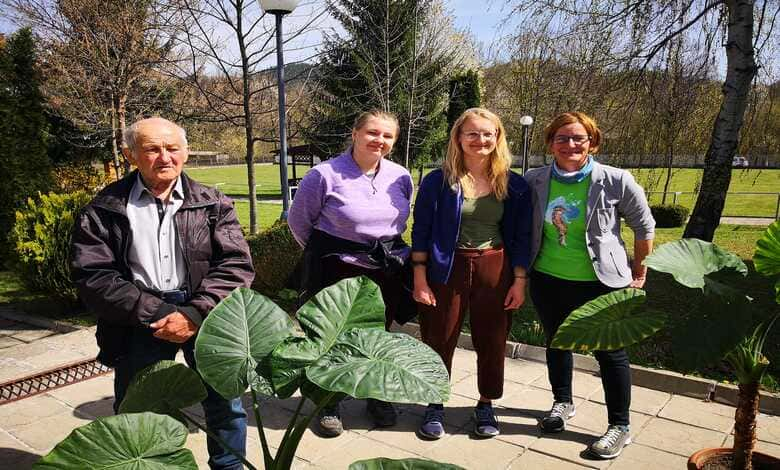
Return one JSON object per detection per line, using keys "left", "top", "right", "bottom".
{"left": 0, "top": 320, "right": 779, "bottom": 469}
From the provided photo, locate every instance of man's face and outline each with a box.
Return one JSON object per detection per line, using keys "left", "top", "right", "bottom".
{"left": 125, "top": 119, "right": 188, "bottom": 188}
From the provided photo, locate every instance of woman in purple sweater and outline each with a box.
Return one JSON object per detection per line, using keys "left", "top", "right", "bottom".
{"left": 288, "top": 109, "right": 414, "bottom": 438}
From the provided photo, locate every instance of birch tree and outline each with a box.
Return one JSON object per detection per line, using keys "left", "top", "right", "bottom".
{"left": 505, "top": 0, "right": 780, "bottom": 241}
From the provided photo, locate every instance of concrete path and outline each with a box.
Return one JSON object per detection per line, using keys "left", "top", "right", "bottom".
{"left": 0, "top": 322, "right": 779, "bottom": 469}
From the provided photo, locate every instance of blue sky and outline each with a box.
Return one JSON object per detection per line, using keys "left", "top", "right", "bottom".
{"left": 0, "top": 1, "right": 509, "bottom": 56}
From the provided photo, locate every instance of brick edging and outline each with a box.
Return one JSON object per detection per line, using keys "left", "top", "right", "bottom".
{"left": 393, "top": 322, "right": 780, "bottom": 416}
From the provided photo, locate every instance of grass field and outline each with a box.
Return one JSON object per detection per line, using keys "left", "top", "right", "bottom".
{"left": 188, "top": 164, "right": 780, "bottom": 218}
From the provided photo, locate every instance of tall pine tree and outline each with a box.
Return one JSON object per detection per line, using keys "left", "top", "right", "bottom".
{"left": 307, "top": 0, "right": 460, "bottom": 169}
{"left": 0, "top": 28, "right": 52, "bottom": 257}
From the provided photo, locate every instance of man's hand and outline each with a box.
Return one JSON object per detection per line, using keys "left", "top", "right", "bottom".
{"left": 151, "top": 312, "right": 198, "bottom": 343}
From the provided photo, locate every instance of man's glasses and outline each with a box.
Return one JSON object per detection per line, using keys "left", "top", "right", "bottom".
{"left": 461, "top": 131, "right": 497, "bottom": 141}
{"left": 553, "top": 135, "right": 590, "bottom": 145}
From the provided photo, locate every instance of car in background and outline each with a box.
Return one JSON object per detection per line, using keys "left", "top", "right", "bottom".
{"left": 732, "top": 156, "right": 749, "bottom": 167}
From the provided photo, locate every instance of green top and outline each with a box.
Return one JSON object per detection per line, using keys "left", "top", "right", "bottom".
{"left": 457, "top": 194, "right": 504, "bottom": 249}
{"left": 533, "top": 176, "right": 598, "bottom": 281}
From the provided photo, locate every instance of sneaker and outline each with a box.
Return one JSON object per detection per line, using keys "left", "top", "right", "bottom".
{"left": 317, "top": 404, "right": 343, "bottom": 437}
{"left": 366, "top": 398, "right": 397, "bottom": 427}
{"left": 588, "top": 425, "right": 632, "bottom": 459}
{"left": 473, "top": 402, "right": 499, "bottom": 437}
{"left": 417, "top": 404, "right": 445, "bottom": 439}
{"left": 540, "top": 401, "right": 576, "bottom": 433}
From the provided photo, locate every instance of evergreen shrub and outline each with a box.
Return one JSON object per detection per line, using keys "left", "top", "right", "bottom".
{"left": 247, "top": 220, "right": 302, "bottom": 297}
{"left": 10, "top": 191, "right": 91, "bottom": 302}
{"left": 650, "top": 204, "right": 690, "bottom": 228}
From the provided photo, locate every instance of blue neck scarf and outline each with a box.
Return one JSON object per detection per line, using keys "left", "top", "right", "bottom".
{"left": 552, "top": 156, "right": 593, "bottom": 184}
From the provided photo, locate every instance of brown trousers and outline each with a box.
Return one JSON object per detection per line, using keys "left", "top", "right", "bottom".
{"left": 419, "top": 247, "right": 513, "bottom": 400}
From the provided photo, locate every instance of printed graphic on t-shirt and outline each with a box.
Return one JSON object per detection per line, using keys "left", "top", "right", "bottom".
{"left": 544, "top": 195, "right": 582, "bottom": 246}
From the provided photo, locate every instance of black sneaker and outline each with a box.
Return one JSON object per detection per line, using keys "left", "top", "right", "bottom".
{"left": 588, "top": 425, "right": 631, "bottom": 459}
{"left": 317, "top": 404, "right": 343, "bottom": 437}
{"left": 366, "top": 398, "right": 397, "bottom": 427}
{"left": 417, "top": 404, "right": 445, "bottom": 440}
{"left": 540, "top": 401, "right": 575, "bottom": 433}
{"left": 473, "top": 402, "right": 499, "bottom": 437}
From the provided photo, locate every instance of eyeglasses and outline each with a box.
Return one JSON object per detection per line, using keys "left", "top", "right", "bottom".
{"left": 461, "top": 131, "right": 497, "bottom": 141}
{"left": 553, "top": 135, "right": 590, "bottom": 145}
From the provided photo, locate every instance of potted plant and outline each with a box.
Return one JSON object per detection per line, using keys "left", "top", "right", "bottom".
{"left": 33, "top": 276, "right": 463, "bottom": 470}
{"left": 550, "top": 221, "right": 780, "bottom": 470}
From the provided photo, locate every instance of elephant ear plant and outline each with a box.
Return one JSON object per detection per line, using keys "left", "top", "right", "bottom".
{"left": 550, "top": 221, "right": 780, "bottom": 470}
{"left": 34, "top": 276, "right": 458, "bottom": 470}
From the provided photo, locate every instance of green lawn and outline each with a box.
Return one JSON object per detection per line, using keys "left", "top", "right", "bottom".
{"left": 186, "top": 164, "right": 313, "bottom": 199}
{"left": 188, "top": 164, "right": 780, "bottom": 218}
{"left": 631, "top": 168, "right": 780, "bottom": 218}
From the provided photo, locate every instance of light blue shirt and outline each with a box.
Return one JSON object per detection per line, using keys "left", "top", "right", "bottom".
{"left": 126, "top": 174, "right": 186, "bottom": 291}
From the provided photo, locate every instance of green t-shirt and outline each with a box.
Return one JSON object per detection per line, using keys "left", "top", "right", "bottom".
{"left": 533, "top": 177, "right": 598, "bottom": 281}
{"left": 457, "top": 194, "right": 504, "bottom": 249}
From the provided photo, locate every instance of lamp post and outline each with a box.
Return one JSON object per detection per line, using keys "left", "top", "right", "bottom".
{"left": 519, "top": 115, "right": 534, "bottom": 175}
{"left": 259, "top": 0, "right": 299, "bottom": 220}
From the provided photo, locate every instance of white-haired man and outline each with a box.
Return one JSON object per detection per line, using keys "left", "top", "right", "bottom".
{"left": 71, "top": 117, "right": 254, "bottom": 470}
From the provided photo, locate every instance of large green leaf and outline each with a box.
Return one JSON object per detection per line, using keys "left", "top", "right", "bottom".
{"left": 33, "top": 412, "right": 196, "bottom": 469}
{"left": 195, "top": 287, "right": 294, "bottom": 399}
{"left": 118, "top": 360, "right": 206, "bottom": 418}
{"left": 271, "top": 276, "right": 386, "bottom": 397}
{"left": 551, "top": 288, "right": 666, "bottom": 351}
{"left": 644, "top": 239, "right": 747, "bottom": 289}
{"left": 307, "top": 329, "right": 450, "bottom": 404}
{"left": 349, "top": 457, "right": 466, "bottom": 470}
{"left": 754, "top": 221, "right": 780, "bottom": 303}
{"left": 671, "top": 282, "right": 755, "bottom": 372}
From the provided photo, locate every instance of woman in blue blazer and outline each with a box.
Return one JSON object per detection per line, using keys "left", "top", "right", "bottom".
{"left": 410, "top": 108, "right": 532, "bottom": 439}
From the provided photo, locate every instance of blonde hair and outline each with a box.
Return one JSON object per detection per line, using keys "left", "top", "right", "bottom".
{"left": 443, "top": 108, "right": 512, "bottom": 200}
{"left": 543, "top": 112, "right": 602, "bottom": 154}
{"left": 352, "top": 109, "right": 400, "bottom": 137}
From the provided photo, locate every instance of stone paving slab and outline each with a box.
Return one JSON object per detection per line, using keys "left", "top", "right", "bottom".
{"left": 1, "top": 333, "right": 780, "bottom": 468}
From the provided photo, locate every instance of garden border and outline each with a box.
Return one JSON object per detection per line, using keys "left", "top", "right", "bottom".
{"left": 0, "top": 306, "right": 81, "bottom": 334}
{"left": 394, "top": 322, "right": 780, "bottom": 416}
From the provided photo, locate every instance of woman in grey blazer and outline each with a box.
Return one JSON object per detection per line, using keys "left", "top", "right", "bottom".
{"left": 524, "top": 112, "right": 655, "bottom": 460}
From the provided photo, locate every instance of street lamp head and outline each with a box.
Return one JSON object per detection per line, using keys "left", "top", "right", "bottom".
{"left": 258, "top": 0, "right": 299, "bottom": 14}
{"left": 519, "top": 115, "right": 534, "bottom": 126}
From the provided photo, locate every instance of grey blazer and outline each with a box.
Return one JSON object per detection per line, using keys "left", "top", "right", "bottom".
{"left": 524, "top": 161, "right": 655, "bottom": 288}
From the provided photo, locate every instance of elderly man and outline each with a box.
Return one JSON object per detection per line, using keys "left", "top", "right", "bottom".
{"left": 71, "top": 117, "right": 254, "bottom": 470}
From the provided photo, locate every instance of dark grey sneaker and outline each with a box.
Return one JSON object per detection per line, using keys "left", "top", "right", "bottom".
{"left": 473, "top": 402, "right": 499, "bottom": 437}
{"left": 540, "top": 401, "right": 576, "bottom": 433}
{"left": 588, "top": 425, "right": 631, "bottom": 459}
{"left": 366, "top": 398, "right": 397, "bottom": 427}
{"left": 317, "top": 404, "right": 343, "bottom": 437}
{"left": 417, "top": 404, "right": 445, "bottom": 440}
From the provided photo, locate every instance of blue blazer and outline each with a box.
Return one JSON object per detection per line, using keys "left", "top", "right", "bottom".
{"left": 411, "top": 169, "right": 533, "bottom": 284}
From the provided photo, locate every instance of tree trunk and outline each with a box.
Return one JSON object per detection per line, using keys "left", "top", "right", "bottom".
{"left": 236, "top": 0, "right": 257, "bottom": 235}
{"left": 683, "top": 0, "right": 757, "bottom": 240}
{"left": 661, "top": 142, "right": 673, "bottom": 205}
{"left": 118, "top": 93, "right": 129, "bottom": 175}
{"left": 110, "top": 93, "right": 122, "bottom": 181}
{"left": 732, "top": 382, "right": 760, "bottom": 470}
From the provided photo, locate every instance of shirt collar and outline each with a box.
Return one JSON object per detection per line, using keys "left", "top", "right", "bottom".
{"left": 131, "top": 173, "right": 184, "bottom": 203}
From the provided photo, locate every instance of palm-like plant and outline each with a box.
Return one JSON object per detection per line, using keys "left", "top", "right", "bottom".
{"left": 550, "top": 221, "right": 780, "bottom": 470}
{"left": 33, "top": 276, "right": 461, "bottom": 470}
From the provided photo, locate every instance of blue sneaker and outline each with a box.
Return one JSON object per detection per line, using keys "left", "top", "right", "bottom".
{"left": 418, "top": 404, "right": 445, "bottom": 439}
{"left": 474, "top": 402, "right": 499, "bottom": 437}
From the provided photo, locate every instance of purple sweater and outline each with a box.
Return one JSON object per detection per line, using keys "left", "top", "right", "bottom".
{"left": 288, "top": 150, "right": 413, "bottom": 263}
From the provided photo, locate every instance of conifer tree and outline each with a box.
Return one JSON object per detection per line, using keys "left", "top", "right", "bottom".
{"left": 0, "top": 28, "right": 52, "bottom": 256}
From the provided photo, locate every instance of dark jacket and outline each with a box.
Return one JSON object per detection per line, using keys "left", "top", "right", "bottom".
{"left": 71, "top": 170, "right": 254, "bottom": 365}
{"left": 411, "top": 169, "right": 533, "bottom": 284}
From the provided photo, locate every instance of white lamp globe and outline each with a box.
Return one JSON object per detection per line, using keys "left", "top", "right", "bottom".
{"left": 258, "top": 0, "right": 300, "bottom": 14}
{"left": 519, "top": 115, "right": 534, "bottom": 126}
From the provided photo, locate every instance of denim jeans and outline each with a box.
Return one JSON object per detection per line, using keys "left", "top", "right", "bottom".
{"left": 113, "top": 326, "right": 248, "bottom": 470}
{"left": 529, "top": 270, "right": 632, "bottom": 426}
